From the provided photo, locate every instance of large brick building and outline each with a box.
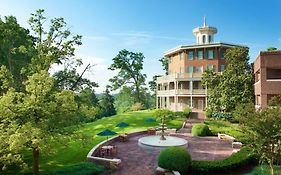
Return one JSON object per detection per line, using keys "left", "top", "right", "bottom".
{"left": 254, "top": 51, "right": 281, "bottom": 108}
{"left": 156, "top": 18, "right": 243, "bottom": 112}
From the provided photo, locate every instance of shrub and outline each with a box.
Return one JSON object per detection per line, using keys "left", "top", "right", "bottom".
{"left": 192, "top": 124, "right": 212, "bottom": 136}
{"left": 24, "top": 162, "right": 105, "bottom": 175}
{"left": 23, "top": 162, "right": 105, "bottom": 175}
{"left": 208, "top": 112, "right": 234, "bottom": 121}
{"left": 183, "top": 107, "right": 192, "bottom": 118}
{"left": 205, "top": 109, "right": 213, "bottom": 118}
{"left": 158, "top": 147, "right": 191, "bottom": 173}
{"left": 191, "top": 147, "right": 255, "bottom": 173}
{"left": 131, "top": 102, "right": 144, "bottom": 111}
{"left": 174, "top": 111, "right": 185, "bottom": 118}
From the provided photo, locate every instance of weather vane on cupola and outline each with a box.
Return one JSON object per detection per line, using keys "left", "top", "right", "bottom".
{"left": 193, "top": 16, "right": 217, "bottom": 44}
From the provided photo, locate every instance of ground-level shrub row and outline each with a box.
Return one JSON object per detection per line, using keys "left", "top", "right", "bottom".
{"left": 23, "top": 162, "right": 104, "bottom": 175}
{"left": 191, "top": 147, "right": 255, "bottom": 174}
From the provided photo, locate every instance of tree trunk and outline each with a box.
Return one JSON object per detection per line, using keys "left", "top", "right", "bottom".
{"left": 32, "top": 147, "right": 40, "bottom": 175}
{"left": 269, "top": 160, "right": 274, "bottom": 175}
{"left": 135, "top": 85, "right": 141, "bottom": 103}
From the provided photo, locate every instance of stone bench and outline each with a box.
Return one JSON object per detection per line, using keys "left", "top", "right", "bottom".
{"left": 218, "top": 133, "right": 235, "bottom": 142}
{"left": 232, "top": 141, "right": 243, "bottom": 149}
{"left": 87, "top": 156, "right": 122, "bottom": 170}
{"left": 156, "top": 167, "right": 180, "bottom": 175}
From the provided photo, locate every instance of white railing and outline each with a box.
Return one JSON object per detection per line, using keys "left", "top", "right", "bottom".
{"left": 157, "top": 90, "right": 176, "bottom": 96}
{"left": 177, "top": 89, "right": 191, "bottom": 95}
{"left": 193, "top": 89, "right": 206, "bottom": 94}
{"left": 157, "top": 89, "right": 205, "bottom": 95}
{"left": 157, "top": 73, "right": 203, "bottom": 83}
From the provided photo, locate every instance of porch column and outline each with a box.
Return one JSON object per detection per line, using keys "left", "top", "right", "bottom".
{"left": 156, "top": 96, "right": 159, "bottom": 109}
{"left": 175, "top": 96, "right": 178, "bottom": 111}
{"left": 205, "top": 86, "right": 208, "bottom": 108}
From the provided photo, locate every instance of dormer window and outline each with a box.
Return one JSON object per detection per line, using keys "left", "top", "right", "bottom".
{"left": 208, "top": 35, "right": 212, "bottom": 43}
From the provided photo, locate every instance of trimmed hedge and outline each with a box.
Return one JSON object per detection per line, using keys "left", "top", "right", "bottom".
{"left": 174, "top": 107, "right": 192, "bottom": 118}
{"left": 191, "top": 147, "right": 255, "bottom": 174}
{"left": 22, "top": 162, "right": 105, "bottom": 175}
{"left": 208, "top": 112, "right": 234, "bottom": 121}
{"left": 192, "top": 124, "right": 212, "bottom": 136}
{"left": 158, "top": 147, "right": 191, "bottom": 173}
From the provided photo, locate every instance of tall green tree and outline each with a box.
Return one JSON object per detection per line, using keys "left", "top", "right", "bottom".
{"left": 76, "top": 87, "right": 99, "bottom": 107}
{"left": 148, "top": 75, "right": 161, "bottom": 94}
{"left": 26, "top": 9, "right": 82, "bottom": 74}
{"left": 114, "top": 86, "right": 135, "bottom": 113}
{"left": 234, "top": 104, "right": 281, "bottom": 175}
{"left": 202, "top": 47, "right": 254, "bottom": 112}
{"left": 0, "top": 65, "right": 14, "bottom": 95}
{"left": 159, "top": 57, "right": 169, "bottom": 75}
{"left": 0, "top": 16, "right": 35, "bottom": 90}
{"left": 53, "top": 58, "right": 98, "bottom": 91}
{"left": 267, "top": 47, "right": 277, "bottom": 51}
{"left": 0, "top": 71, "right": 80, "bottom": 175}
{"left": 98, "top": 88, "right": 116, "bottom": 117}
{"left": 109, "top": 49, "right": 146, "bottom": 103}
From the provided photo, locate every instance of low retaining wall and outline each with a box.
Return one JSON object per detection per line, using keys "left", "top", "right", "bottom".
{"left": 86, "top": 130, "right": 147, "bottom": 169}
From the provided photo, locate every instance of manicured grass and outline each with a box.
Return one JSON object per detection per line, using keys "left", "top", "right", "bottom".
{"left": 246, "top": 165, "right": 281, "bottom": 175}
{"left": 20, "top": 110, "right": 184, "bottom": 174}
{"left": 204, "top": 120, "right": 246, "bottom": 142}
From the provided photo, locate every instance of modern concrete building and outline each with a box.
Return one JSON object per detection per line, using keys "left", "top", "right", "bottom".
{"left": 156, "top": 18, "right": 243, "bottom": 112}
{"left": 254, "top": 51, "right": 281, "bottom": 108}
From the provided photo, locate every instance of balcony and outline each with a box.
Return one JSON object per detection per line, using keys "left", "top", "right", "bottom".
{"left": 157, "top": 73, "right": 202, "bottom": 83}
{"left": 193, "top": 89, "right": 206, "bottom": 94}
{"left": 157, "top": 89, "right": 206, "bottom": 96}
{"left": 157, "top": 90, "right": 176, "bottom": 96}
{"left": 177, "top": 89, "right": 191, "bottom": 95}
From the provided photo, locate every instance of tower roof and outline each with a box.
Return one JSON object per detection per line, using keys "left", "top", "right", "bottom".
{"left": 193, "top": 17, "right": 218, "bottom": 44}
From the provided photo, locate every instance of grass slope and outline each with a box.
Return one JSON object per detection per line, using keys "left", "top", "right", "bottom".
{"left": 21, "top": 110, "right": 184, "bottom": 173}
{"left": 204, "top": 120, "right": 246, "bottom": 142}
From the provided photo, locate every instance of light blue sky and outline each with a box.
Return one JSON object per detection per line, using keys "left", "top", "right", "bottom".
{"left": 1, "top": 0, "right": 281, "bottom": 93}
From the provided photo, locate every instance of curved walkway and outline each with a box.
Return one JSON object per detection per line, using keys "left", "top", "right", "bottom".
{"left": 103, "top": 118, "right": 235, "bottom": 175}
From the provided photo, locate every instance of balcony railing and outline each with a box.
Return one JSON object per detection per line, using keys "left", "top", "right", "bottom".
{"left": 157, "top": 89, "right": 206, "bottom": 96}
{"left": 193, "top": 89, "right": 206, "bottom": 94}
{"left": 157, "top": 73, "right": 202, "bottom": 82}
{"left": 177, "top": 89, "right": 191, "bottom": 95}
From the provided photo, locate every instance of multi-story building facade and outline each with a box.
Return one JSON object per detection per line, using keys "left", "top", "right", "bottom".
{"left": 156, "top": 18, "right": 243, "bottom": 112}
{"left": 254, "top": 51, "right": 281, "bottom": 108}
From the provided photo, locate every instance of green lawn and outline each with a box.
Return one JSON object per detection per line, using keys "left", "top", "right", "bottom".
{"left": 204, "top": 120, "right": 246, "bottom": 142}
{"left": 20, "top": 110, "right": 184, "bottom": 174}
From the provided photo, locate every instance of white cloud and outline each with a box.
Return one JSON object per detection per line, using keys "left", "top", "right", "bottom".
{"left": 110, "top": 31, "right": 194, "bottom": 42}
{"left": 50, "top": 55, "right": 117, "bottom": 93}
{"left": 84, "top": 36, "right": 110, "bottom": 42}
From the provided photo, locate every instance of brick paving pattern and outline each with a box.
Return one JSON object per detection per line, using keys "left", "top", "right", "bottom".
{"left": 102, "top": 118, "right": 235, "bottom": 175}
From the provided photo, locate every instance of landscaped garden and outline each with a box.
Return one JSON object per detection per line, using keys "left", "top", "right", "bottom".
{"left": 0, "top": 5, "right": 280, "bottom": 175}
{"left": 15, "top": 110, "right": 185, "bottom": 174}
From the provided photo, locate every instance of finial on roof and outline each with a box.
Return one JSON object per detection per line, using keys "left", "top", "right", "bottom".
{"left": 203, "top": 16, "right": 206, "bottom": 27}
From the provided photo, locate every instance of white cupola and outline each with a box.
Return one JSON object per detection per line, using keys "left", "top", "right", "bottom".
{"left": 193, "top": 17, "right": 217, "bottom": 44}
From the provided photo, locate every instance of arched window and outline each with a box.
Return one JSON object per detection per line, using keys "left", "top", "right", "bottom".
{"left": 202, "top": 35, "right": 206, "bottom": 44}
{"left": 208, "top": 35, "right": 212, "bottom": 43}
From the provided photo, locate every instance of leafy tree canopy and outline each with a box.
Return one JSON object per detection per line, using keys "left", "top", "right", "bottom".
{"left": 26, "top": 9, "right": 82, "bottom": 74}
{"left": 0, "top": 71, "right": 80, "bottom": 175}
{"left": 109, "top": 49, "right": 146, "bottom": 103}
{"left": 98, "top": 88, "right": 116, "bottom": 117}
{"left": 159, "top": 57, "right": 169, "bottom": 75}
{"left": 267, "top": 47, "right": 277, "bottom": 51}
{"left": 234, "top": 104, "right": 281, "bottom": 175}
{"left": 202, "top": 47, "right": 254, "bottom": 112}
{"left": 0, "top": 16, "right": 35, "bottom": 90}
